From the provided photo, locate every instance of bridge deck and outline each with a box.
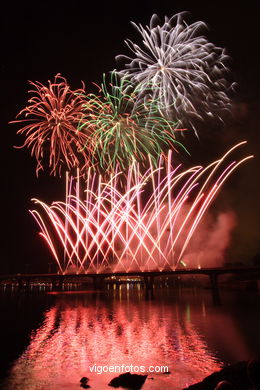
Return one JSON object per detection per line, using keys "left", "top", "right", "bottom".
{"left": 1, "top": 267, "right": 259, "bottom": 305}
{"left": 1, "top": 266, "right": 260, "bottom": 280}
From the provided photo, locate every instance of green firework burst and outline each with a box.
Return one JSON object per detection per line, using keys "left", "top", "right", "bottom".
{"left": 79, "top": 72, "right": 187, "bottom": 173}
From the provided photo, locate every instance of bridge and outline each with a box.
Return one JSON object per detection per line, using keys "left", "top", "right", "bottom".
{"left": 1, "top": 266, "right": 260, "bottom": 304}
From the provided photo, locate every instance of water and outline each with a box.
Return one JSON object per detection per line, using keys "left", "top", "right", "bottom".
{"left": 0, "top": 286, "right": 260, "bottom": 389}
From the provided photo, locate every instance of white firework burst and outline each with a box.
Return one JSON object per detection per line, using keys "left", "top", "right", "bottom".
{"left": 116, "top": 13, "right": 234, "bottom": 134}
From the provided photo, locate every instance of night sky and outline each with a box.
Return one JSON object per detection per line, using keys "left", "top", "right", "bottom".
{"left": 2, "top": 1, "right": 260, "bottom": 273}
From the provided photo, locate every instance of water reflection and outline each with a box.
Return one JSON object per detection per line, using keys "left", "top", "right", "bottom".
{"left": 3, "top": 288, "right": 250, "bottom": 389}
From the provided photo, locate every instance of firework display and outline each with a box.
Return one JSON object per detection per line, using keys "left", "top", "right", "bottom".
{"left": 12, "top": 74, "right": 90, "bottom": 176}
{"left": 31, "top": 143, "right": 252, "bottom": 274}
{"left": 116, "top": 13, "right": 233, "bottom": 134}
{"left": 80, "top": 72, "right": 186, "bottom": 173}
{"left": 12, "top": 12, "right": 248, "bottom": 273}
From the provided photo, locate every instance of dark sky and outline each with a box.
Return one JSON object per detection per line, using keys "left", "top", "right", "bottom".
{"left": 2, "top": 1, "right": 260, "bottom": 273}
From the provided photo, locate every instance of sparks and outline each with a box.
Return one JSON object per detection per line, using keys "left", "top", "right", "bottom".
{"left": 79, "top": 71, "right": 187, "bottom": 174}
{"left": 12, "top": 74, "right": 90, "bottom": 176}
{"left": 116, "top": 13, "right": 233, "bottom": 134}
{"left": 30, "top": 143, "right": 252, "bottom": 274}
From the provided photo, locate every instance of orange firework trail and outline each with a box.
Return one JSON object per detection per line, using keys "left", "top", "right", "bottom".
{"left": 30, "top": 142, "right": 252, "bottom": 274}
{"left": 12, "top": 74, "right": 91, "bottom": 176}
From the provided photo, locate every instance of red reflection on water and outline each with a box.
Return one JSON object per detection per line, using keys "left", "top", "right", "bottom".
{"left": 5, "top": 295, "right": 227, "bottom": 389}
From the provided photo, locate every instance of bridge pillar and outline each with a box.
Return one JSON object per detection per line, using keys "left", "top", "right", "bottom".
{"left": 144, "top": 276, "right": 154, "bottom": 299}
{"left": 17, "top": 278, "right": 29, "bottom": 290}
{"left": 18, "top": 279, "right": 23, "bottom": 290}
{"left": 209, "top": 273, "right": 221, "bottom": 305}
{"left": 24, "top": 279, "right": 30, "bottom": 289}
{"left": 144, "top": 276, "right": 154, "bottom": 290}
{"left": 93, "top": 276, "right": 105, "bottom": 290}
{"left": 52, "top": 278, "right": 63, "bottom": 290}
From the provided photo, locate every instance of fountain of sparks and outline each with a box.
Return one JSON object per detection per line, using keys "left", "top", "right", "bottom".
{"left": 30, "top": 142, "right": 252, "bottom": 274}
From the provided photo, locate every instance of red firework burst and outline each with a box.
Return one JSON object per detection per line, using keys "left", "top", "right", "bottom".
{"left": 12, "top": 74, "right": 91, "bottom": 176}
